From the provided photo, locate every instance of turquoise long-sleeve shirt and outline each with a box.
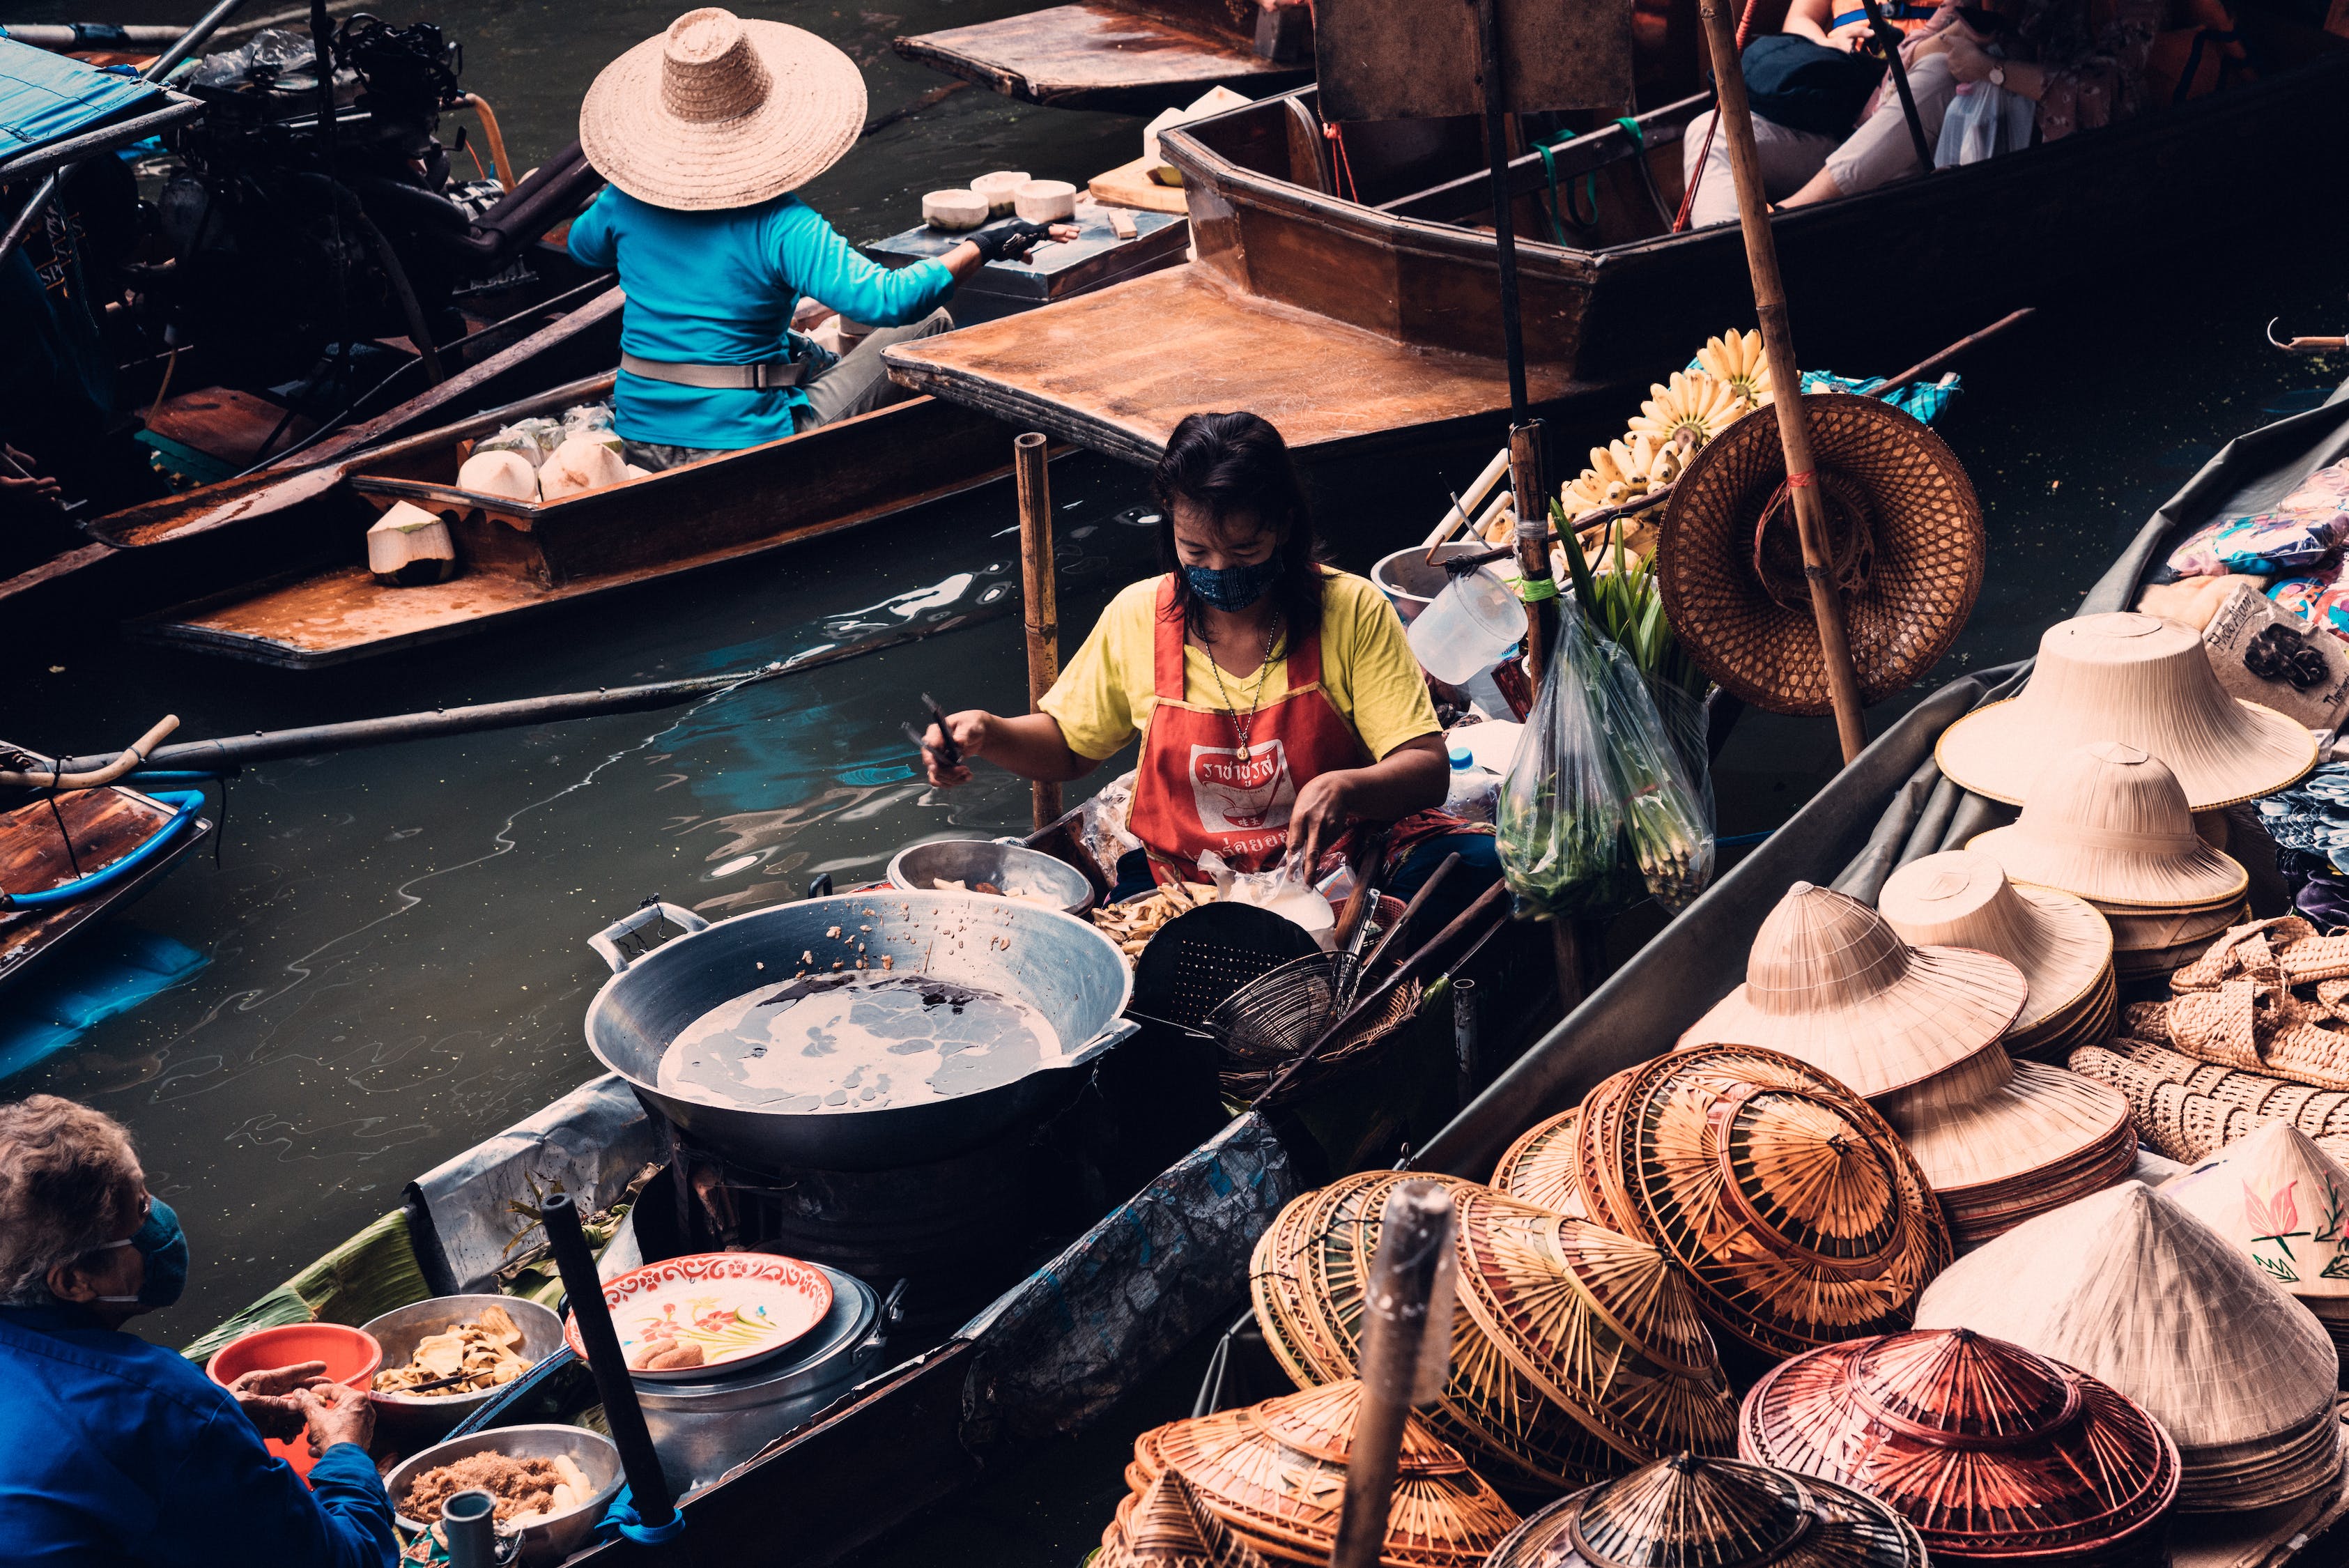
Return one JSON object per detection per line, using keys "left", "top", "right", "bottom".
{"left": 568, "top": 187, "right": 956, "bottom": 451}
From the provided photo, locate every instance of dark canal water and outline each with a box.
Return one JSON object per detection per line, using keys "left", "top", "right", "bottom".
{"left": 6, "top": 0, "right": 2348, "bottom": 1557}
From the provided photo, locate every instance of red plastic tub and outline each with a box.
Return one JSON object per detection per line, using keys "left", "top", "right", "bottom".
{"left": 206, "top": 1322, "right": 382, "bottom": 1480}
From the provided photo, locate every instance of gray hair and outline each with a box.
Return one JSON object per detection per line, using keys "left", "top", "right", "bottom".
{"left": 0, "top": 1096, "right": 145, "bottom": 1305}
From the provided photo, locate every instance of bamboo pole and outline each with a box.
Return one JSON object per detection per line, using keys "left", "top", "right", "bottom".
{"left": 1330, "top": 1180, "right": 1456, "bottom": 1568}
{"left": 1015, "top": 431, "right": 1063, "bottom": 831}
{"left": 1509, "top": 420, "right": 1556, "bottom": 689}
{"left": 1695, "top": 0, "right": 1868, "bottom": 764}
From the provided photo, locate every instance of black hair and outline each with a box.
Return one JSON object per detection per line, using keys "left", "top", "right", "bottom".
{"left": 1150, "top": 410, "right": 1325, "bottom": 644}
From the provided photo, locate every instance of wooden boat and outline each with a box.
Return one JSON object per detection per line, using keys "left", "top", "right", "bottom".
{"left": 0, "top": 783, "right": 213, "bottom": 997}
{"left": 885, "top": 13, "right": 2349, "bottom": 467}
{"left": 892, "top": 0, "right": 1314, "bottom": 115}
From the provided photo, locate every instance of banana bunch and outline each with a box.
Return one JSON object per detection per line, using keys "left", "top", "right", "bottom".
{"left": 1628, "top": 369, "right": 1748, "bottom": 454}
{"left": 1695, "top": 328, "right": 1773, "bottom": 408}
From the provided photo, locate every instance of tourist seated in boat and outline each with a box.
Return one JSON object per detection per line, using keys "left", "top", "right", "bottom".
{"left": 918, "top": 410, "right": 1501, "bottom": 925}
{"left": 567, "top": 8, "right": 1068, "bottom": 472}
{"left": 0, "top": 1096, "right": 396, "bottom": 1568}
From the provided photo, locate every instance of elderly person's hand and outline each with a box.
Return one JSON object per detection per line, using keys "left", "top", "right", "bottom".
{"left": 227, "top": 1361, "right": 329, "bottom": 1442}
{"left": 300, "top": 1380, "right": 376, "bottom": 1456}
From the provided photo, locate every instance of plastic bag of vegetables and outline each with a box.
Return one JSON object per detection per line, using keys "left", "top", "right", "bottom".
{"left": 1588, "top": 630, "right": 1714, "bottom": 911}
{"left": 1497, "top": 611, "right": 1640, "bottom": 919}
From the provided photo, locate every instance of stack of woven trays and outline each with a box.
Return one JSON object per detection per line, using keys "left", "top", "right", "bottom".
{"left": 1917, "top": 1181, "right": 2343, "bottom": 1514}
{"left": 2162, "top": 1120, "right": 2349, "bottom": 1366}
{"left": 1250, "top": 1169, "right": 1738, "bottom": 1493}
{"left": 1118, "top": 1380, "right": 1519, "bottom": 1567}
{"left": 1742, "top": 1327, "right": 2180, "bottom": 1566}
{"left": 1484, "top": 1452, "right": 1927, "bottom": 1568}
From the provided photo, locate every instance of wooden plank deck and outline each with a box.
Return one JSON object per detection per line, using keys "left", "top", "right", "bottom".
{"left": 894, "top": 3, "right": 1309, "bottom": 114}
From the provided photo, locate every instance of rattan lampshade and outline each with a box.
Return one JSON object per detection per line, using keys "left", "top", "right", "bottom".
{"left": 1580, "top": 1043, "right": 1952, "bottom": 1362}
{"left": 1877, "top": 852, "right": 2112, "bottom": 1034}
{"left": 1484, "top": 1454, "right": 1928, "bottom": 1568}
{"left": 1490, "top": 1107, "right": 1589, "bottom": 1220}
{"left": 1913, "top": 1181, "right": 2341, "bottom": 1512}
{"left": 2162, "top": 1120, "right": 2349, "bottom": 1357}
{"left": 1679, "top": 882, "right": 2026, "bottom": 1097}
{"left": 1936, "top": 611, "right": 2317, "bottom": 808}
{"left": 1100, "top": 1472, "right": 1272, "bottom": 1568}
{"left": 1967, "top": 742, "right": 2251, "bottom": 911}
{"left": 1741, "top": 1328, "right": 2180, "bottom": 1567}
{"left": 1130, "top": 1381, "right": 1521, "bottom": 1568}
{"left": 1656, "top": 393, "right": 1983, "bottom": 716}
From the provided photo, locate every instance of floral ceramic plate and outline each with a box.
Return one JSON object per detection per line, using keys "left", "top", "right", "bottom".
{"left": 566, "top": 1252, "right": 833, "bottom": 1381}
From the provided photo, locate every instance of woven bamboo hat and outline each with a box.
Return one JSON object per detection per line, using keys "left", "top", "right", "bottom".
{"left": 579, "top": 9, "right": 866, "bottom": 212}
{"left": 1582, "top": 1044, "right": 1952, "bottom": 1362}
{"left": 1967, "top": 743, "right": 2251, "bottom": 911}
{"left": 1489, "top": 1107, "right": 1588, "bottom": 1220}
{"left": 1913, "top": 1181, "right": 2341, "bottom": 1513}
{"left": 1936, "top": 611, "right": 2317, "bottom": 808}
{"left": 1099, "top": 1472, "right": 1270, "bottom": 1568}
{"left": 1679, "top": 881, "right": 2026, "bottom": 1097}
{"left": 1658, "top": 394, "right": 1983, "bottom": 716}
{"left": 2163, "top": 1121, "right": 2349, "bottom": 1342}
{"left": 1484, "top": 1454, "right": 1928, "bottom": 1568}
{"left": 1741, "top": 1328, "right": 2181, "bottom": 1567}
{"left": 1877, "top": 851, "right": 2112, "bottom": 1034}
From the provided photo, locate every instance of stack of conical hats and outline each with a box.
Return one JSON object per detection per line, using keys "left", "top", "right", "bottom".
{"left": 1741, "top": 1328, "right": 2180, "bottom": 1567}
{"left": 2162, "top": 1119, "right": 2349, "bottom": 1362}
{"left": 1484, "top": 1452, "right": 1927, "bottom": 1568}
{"left": 1968, "top": 742, "right": 2254, "bottom": 981}
{"left": 1489, "top": 1107, "right": 1588, "bottom": 1220}
{"left": 1251, "top": 1171, "right": 1739, "bottom": 1491}
{"left": 1914, "top": 1181, "right": 2342, "bottom": 1512}
{"left": 1935, "top": 610, "right": 2316, "bottom": 808}
{"left": 1678, "top": 881, "right": 2027, "bottom": 1096}
{"left": 1123, "top": 1381, "right": 1520, "bottom": 1567}
{"left": 1099, "top": 1472, "right": 1270, "bottom": 1568}
{"left": 1878, "top": 848, "right": 2115, "bottom": 1062}
{"left": 1577, "top": 1043, "right": 1952, "bottom": 1362}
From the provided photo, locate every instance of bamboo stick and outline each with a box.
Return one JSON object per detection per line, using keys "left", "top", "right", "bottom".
{"left": 1509, "top": 421, "right": 1557, "bottom": 692}
{"left": 1696, "top": 0, "right": 1867, "bottom": 764}
{"left": 1421, "top": 447, "right": 1512, "bottom": 549}
{"left": 1330, "top": 1180, "right": 1456, "bottom": 1568}
{"left": 1015, "top": 431, "right": 1063, "bottom": 831}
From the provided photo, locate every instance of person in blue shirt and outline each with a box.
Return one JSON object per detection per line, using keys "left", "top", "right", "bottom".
{"left": 569, "top": 8, "right": 1065, "bottom": 470}
{"left": 0, "top": 1095, "right": 396, "bottom": 1568}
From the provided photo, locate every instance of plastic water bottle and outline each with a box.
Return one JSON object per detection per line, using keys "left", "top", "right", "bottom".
{"left": 1442, "top": 744, "right": 1500, "bottom": 824}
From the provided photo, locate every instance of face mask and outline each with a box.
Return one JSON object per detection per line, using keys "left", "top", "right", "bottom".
{"left": 1183, "top": 558, "right": 1282, "bottom": 613}
{"left": 93, "top": 1197, "right": 189, "bottom": 1309}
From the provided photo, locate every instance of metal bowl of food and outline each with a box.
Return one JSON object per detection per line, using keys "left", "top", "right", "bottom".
{"left": 385, "top": 1423, "right": 622, "bottom": 1567}
{"left": 361, "top": 1296, "right": 568, "bottom": 1444}
{"left": 885, "top": 838, "right": 1095, "bottom": 916}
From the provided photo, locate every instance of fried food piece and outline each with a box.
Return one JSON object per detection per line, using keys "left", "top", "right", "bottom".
{"left": 371, "top": 1305, "right": 532, "bottom": 1398}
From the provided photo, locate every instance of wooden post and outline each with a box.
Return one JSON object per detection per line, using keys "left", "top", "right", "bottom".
{"left": 1330, "top": 1181, "right": 1457, "bottom": 1568}
{"left": 1695, "top": 0, "right": 1868, "bottom": 765}
{"left": 1015, "top": 431, "right": 1063, "bottom": 830}
{"left": 1509, "top": 420, "right": 1556, "bottom": 690}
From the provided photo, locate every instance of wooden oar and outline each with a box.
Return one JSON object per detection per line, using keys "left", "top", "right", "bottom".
{"left": 1697, "top": 0, "right": 1868, "bottom": 764}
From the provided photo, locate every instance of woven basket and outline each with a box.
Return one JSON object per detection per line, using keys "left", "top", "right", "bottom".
{"left": 1584, "top": 1043, "right": 1952, "bottom": 1360}
{"left": 1656, "top": 394, "right": 1982, "bottom": 716}
{"left": 1219, "top": 978, "right": 1423, "bottom": 1102}
{"left": 1741, "top": 1328, "right": 2180, "bottom": 1566}
{"left": 1489, "top": 1108, "right": 1588, "bottom": 1220}
{"left": 1484, "top": 1454, "right": 1928, "bottom": 1568}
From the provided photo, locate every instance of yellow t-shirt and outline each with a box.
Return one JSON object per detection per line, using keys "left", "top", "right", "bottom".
{"left": 1042, "top": 571, "right": 1441, "bottom": 763}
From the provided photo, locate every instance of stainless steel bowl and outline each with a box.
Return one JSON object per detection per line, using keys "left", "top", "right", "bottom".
{"left": 1372, "top": 540, "right": 1500, "bottom": 625}
{"left": 385, "top": 1424, "right": 622, "bottom": 1567}
{"left": 885, "top": 838, "right": 1095, "bottom": 916}
{"left": 361, "top": 1296, "right": 568, "bottom": 1445}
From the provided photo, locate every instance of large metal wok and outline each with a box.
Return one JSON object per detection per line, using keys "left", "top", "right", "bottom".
{"left": 585, "top": 892, "right": 1136, "bottom": 1171}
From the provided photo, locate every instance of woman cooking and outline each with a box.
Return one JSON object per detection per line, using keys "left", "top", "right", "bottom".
{"left": 921, "top": 411, "right": 1499, "bottom": 916}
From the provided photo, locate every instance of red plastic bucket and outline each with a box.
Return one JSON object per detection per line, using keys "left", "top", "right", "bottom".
{"left": 206, "top": 1322, "right": 382, "bottom": 1480}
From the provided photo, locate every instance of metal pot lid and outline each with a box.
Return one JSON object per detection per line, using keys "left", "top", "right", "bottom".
{"left": 629, "top": 1263, "right": 879, "bottom": 1406}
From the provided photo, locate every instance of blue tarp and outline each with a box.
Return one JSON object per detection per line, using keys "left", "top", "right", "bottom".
{"left": 0, "top": 36, "right": 157, "bottom": 160}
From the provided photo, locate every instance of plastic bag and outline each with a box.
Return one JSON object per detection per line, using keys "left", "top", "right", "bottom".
{"left": 475, "top": 417, "right": 563, "bottom": 468}
{"left": 561, "top": 403, "right": 624, "bottom": 456}
{"left": 1594, "top": 636, "right": 1715, "bottom": 912}
{"left": 1497, "top": 613, "right": 1637, "bottom": 920}
{"left": 1934, "top": 78, "right": 2035, "bottom": 169}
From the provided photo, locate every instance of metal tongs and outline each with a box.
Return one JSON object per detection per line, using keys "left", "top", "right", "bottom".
{"left": 904, "top": 692, "right": 961, "bottom": 767}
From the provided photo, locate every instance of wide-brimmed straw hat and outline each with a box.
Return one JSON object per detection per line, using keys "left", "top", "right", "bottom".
{"left": 580, "top": 8, "right": 866, "bottom": 212}
{"left": 1679, "top": 881, "right": 2026, "bottom": 1097}
{"left": 1877, "top": 851, "right": 2111, "bottom": 1035}
{"left": 1968, "top": 742, "right": 2249, "bottom": 911}
{"left": 1936, "top": 611, "right": 2316, "bottom": 808}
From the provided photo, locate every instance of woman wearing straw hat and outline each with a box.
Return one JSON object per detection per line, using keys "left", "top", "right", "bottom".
{"left": 569, "top": 8, "right": 1068, "bottom": 470}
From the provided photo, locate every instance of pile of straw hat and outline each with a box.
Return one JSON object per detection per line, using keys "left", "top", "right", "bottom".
{"left": 2069, "top": 1036, "right": 2349, "bottom": 1165}
{"left": 1935, "top": 611, "right": 2316, "bottom": 810}
{"left": 1741, "top": 1328, "right": 2180, "bottom": 1566}
{"left": 1098, "top": 1472, "right": 1269, "bottom": 1568}
{"left": 1488, "top": 1108, "right": 1588, "bottom": 1220}
{"left": 1122, "top": 1381, "right": 1520, "bottom": 1567}
{"left": 1968, "top": 742, "right": 2253, "bottom": 980}
{"left": 1877, "top": 849, "right": 2114, "bottom": 1063}
{"left": 1251, "top": 1171, "right": 1738, "bottom": 1492}
{"left": 1914, "top": 1181, "right": 2343, "bottom": 1512}
{"left": 2162, "top": 1120, "right": 2349, "bottom": 1361}
{"left": 1484, "top": 1453, "right": 1927, "bottom": 1568}
{"left": 1576, "top": 1044, "right": 1951, "bottom": 1362}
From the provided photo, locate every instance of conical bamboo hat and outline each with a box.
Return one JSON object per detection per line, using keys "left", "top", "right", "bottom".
{"left": 1484, "top": 1454, "right": 1928, "bottom": 1568}
{"left": 1872, "top": 1046, "right": 2136, "bottom": 1234}
{"left": 1877, "top": 852, "right": 2113, "bottom": 1033}
{"left": 1913, "top": 1181, "right": 2341, "bottom": 1512}
{"left": 1100, "top": 1472, "right": 1271, "bottom": 1568}
{"left": 1935, "top": 611, "right": 2317, "bottom": 809}
{"left": 1590, "top": 1044, "right": 1952, "bottom": 1361}
{"left": 1740, "top": 1328, "right": 2180, "bottom": 1565}
{"left": 1968, "top": 743, "right": 2251, "bottom": 910}
{"left": 1679, "top": 882, "right": 2026, "bottom": 1097}
{"left": 2162, "top": 1121, "right": 2349, "bottom": 1302}
{"left": 1491, "top": 1107, "right": 1589, "bottom": 1220}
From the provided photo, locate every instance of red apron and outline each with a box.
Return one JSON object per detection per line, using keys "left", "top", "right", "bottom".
{"left": 1126, "top": 576, "right": 1364, "bottom": 884}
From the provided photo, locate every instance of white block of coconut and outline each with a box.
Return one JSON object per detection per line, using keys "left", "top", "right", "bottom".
{"left": 969, "top": 171, "right": 1030, "bottom": 217}
{"left": 922, "top": 189, "right": 989, "bottom": 231}
{"left": 367, "top": 501, "right": 458, "bottom": 587}
{"left": 456, "top": 448, "right": 540, "bottom": 503}
{"left": 537, "top": 433, "right": 630, "bottom": 500}
{"left": 1144, "top": 86, "right": 1251, "bottom": 173}
{"left": 1012, "top": 179, "right": 1076, "bottom": 224}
